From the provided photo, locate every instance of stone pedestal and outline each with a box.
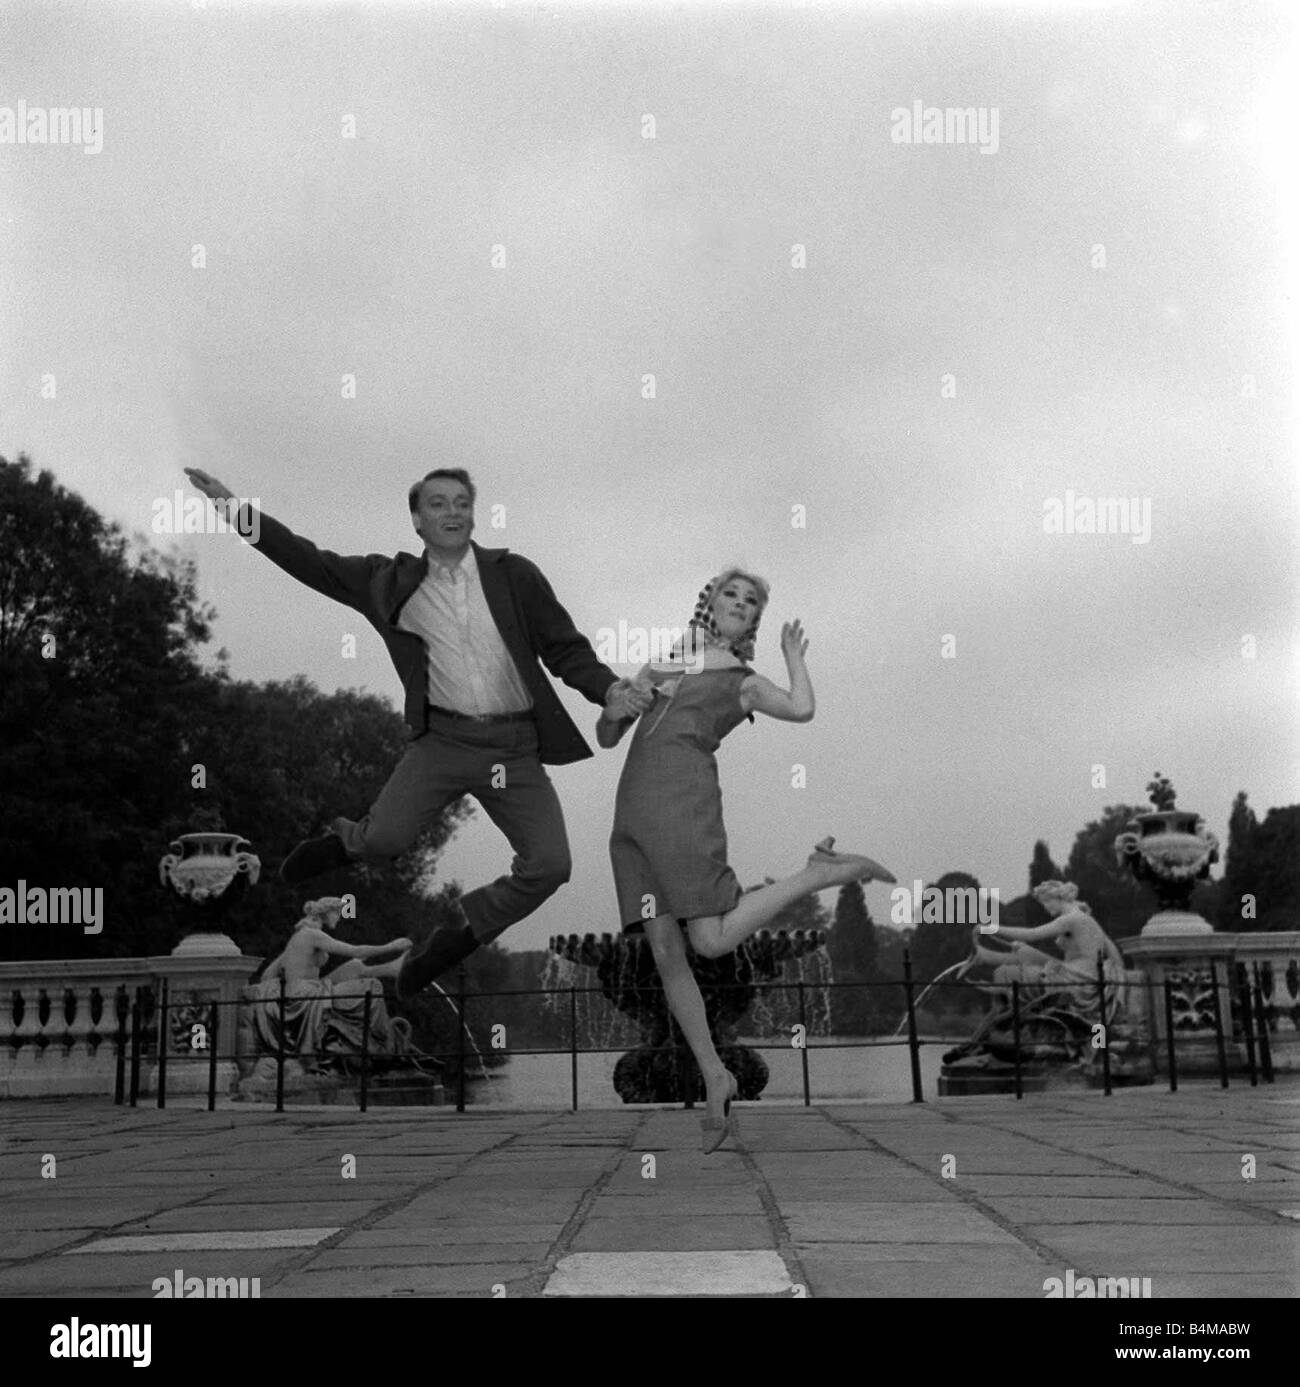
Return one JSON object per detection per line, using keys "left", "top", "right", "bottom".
{"left": 171, "top": 932, "right": 242, "bottom": 957}
{"left": 1140, "top": 911, "right": 1213, "bottom": 938}
{"left": 146, "top": 953, "right": 263, "bottom": 1097}
{"left": 1120, "top": 931, "right": 1300, "bottom": 1074}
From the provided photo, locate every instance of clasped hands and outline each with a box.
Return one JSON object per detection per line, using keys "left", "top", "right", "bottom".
{"left": 603, "top": 674, "right": 655, "bottom": 722}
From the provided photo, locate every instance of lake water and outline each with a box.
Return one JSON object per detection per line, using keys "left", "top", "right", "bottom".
{"left": 469, "top": 1037, "right": 949, "bottom": 1109}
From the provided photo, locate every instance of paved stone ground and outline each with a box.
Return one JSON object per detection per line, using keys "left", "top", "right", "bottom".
{"left": 1, "top": 1081, "right": 1296, "bottom": 1298}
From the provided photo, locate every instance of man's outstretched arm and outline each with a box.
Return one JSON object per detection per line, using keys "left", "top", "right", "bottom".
{"left": 185, "top": 468, "right": 381, "bottom": 611}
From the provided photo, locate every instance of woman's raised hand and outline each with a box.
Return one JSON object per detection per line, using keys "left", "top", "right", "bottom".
{"left": 781, "top": 618, "right": 809, "bottom": 666}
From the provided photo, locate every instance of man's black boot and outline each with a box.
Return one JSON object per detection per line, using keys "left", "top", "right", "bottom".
{"left": 279, "top": 832, "right": 350, "bottom": 885}
{"left": 396, "top": 908, "right": 481, "bottom": 1001}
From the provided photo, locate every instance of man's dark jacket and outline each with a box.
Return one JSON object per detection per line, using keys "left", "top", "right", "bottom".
{"left": 241, "top": 507, "right": 617, "bottom": 763}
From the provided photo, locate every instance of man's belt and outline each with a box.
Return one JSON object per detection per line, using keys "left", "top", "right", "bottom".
{"left": 427, "top": 704, "right": 534, "bottom": 725}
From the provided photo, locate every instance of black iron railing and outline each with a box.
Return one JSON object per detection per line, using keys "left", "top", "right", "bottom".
{"left": 103, "top": 950, "right": 1279, "bottom": 1113}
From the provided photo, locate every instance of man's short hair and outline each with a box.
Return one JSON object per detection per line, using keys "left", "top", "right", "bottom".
{"left": 408, "top": 468, "right": 476, "bottom": 513}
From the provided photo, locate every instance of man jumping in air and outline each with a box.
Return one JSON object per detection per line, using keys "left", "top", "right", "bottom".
{"left": 184, "top": 465, "right": 650, "bottom": 996}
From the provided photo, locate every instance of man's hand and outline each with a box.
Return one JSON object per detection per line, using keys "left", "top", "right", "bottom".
{"left": 184, "top": 467, "right": 236, "bottom": 503}
{"left": 603, "top": 677, "right": 653, "bottom": 722}
{"left": 184, "top": 467, "right": 246, "bottom": 528}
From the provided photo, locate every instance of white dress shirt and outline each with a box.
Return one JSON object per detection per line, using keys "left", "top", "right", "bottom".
{"left": 396, "top": 546, "right": 533, "bottom": 714}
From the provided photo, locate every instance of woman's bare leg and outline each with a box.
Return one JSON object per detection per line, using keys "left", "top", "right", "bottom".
{"left": 642, "top": 915, "right": 732, "bottom": 1117}
{"left": 357, "top": 952, "right": 408, "bottom": 981}
{"left": 329, "top": 953, "right": 409, "bottom": 982}
{"left": 687, "top": 848, "right": 881, "bottom": 959}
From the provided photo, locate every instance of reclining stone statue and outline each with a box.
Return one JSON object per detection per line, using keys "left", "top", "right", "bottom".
{"left": 238, "top": 898, "right": 438, "bottom": 1086}
{"left": 944, "top": 880, "right": 1134, "bottom": 1070}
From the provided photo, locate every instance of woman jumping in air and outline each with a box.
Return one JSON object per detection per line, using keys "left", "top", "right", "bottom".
{"left": 598, "top": 570, "right": 895, "bottom": 1153}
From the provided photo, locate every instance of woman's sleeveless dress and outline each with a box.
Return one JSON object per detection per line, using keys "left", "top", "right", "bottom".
{"left": 609, "top": 666, "right": 752, "bottom": 931}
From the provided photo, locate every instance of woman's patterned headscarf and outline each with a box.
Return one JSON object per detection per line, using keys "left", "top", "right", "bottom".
{"left": 682, "top": 568, "right": 770, "bottom": 664}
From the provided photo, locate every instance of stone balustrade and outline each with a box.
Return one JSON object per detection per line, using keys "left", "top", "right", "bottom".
{"left": 0, "top": 955, "right": 261, "bottom": 1098}
{"left": 1120, "top": 931, "right": 1300, "bottom": 1073}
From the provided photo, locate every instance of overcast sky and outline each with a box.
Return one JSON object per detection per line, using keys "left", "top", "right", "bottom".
{"left": 3, "top": 0, "right": 1296, "bottom": 952}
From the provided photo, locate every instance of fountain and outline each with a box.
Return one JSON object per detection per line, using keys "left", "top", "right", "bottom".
{"left": 938, "top": 880, "right": 1152, "bottom": 1094}
{"left": 547, "top": 928, "right": 831, "bottom": 1102}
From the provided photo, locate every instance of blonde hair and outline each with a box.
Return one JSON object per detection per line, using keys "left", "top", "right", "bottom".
{"left": 684, "top": 568, "right": 771, "bottom": 663}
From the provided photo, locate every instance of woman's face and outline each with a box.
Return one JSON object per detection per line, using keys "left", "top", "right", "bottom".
{"left": 711, "top": 577, "right": 763, "bottom": 640}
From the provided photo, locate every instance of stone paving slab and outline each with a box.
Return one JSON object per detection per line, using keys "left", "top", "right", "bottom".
{"left": 570, "top": 1215, "right": 774, "bottom": 1252}
{"left": 0, "top": 1251, "right": 300, "bottom": 1295}
{"left": 1, "top": 1203, "right": 182, "bottom": 1231}
{"left": 587, "top": 1193, "right": 766, "bottom": 1215}
{"left": 1021, "top": 1226, "right": 1298, "bottom": 1271}
{"left": 273, "top": 1264, "right": 532, "bottom": 1296}
{"left": 193, "top": 1183, "right": 418, "bottom": 1204}
{"left": 1132, "top": 1273, "right": 1296, "bottom": 1298}
{"left": 975, "top": 1197, "right": 1265, "bottom": 1224}
{"left": 368, "top": 1220, "right": 568, "bottom": 1242}
{"left": 763, "top": 1178, "right": 952, "bottom": 1202}
{"left": 951, "top": 1175, "right": 1207, "bottom": 1198}
{"left": 69, "top": 1229, "right": 337, "bottom": 1252}
{"left": 797, "top": 1248, "right": 1049, "bottom": 1297}
{"left": 544, "top": 1250, "right": 791, "bottom": 1297}
{"left": 747, "top": 1151, "right": 931, "bottom": 1177}
{"left": 0, "top": 1084, "right": 1295, "bottom": 1297}
{"left": 123, "top": 1203, "right": 380, "bottom": 1231}
{"left": 309, "top": 1242, "right": 555, "bottom": 1268}
{"left": 0, "top": 1229, "right": 96, "bottom": 1259}
{"left": 781, "top": 1202, "right": 1023, "bottom": 1244}
{"left": 339, "top": 1225, "right": 562, "bottom": 1246}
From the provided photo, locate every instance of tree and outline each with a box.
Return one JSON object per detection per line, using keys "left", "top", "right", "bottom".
{"left": 1218, "top": 791, "right": 1257, "bottom": 931}
{"left": 826, "top": 879, "right": 878, "bottom": 1034}
{"left": 1218, "top": 793, "right": 1300, "bottom": 932}
{"left": 1064, "top": 805, "right": 1151, "bottom": 940}
{"left": 1, "top": 454, "right": 219, "bottom": 958}
{"left": 908, "top": 871, "right": 982, "bottom": 982}
{"left": 1026, "top": 839, "right": 1064, "bottom": 926}
{"left": 0, "top": 454, "right": 473, "bottom": 961}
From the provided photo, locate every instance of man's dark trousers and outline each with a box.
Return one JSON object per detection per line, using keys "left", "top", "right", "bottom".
{"left": 334, "top": 709, "right": 570, "bottom": 946}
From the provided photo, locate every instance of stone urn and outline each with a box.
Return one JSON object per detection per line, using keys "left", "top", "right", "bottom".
{"left": 1114, "top": 779, "right": 1218, "bottom": 936}
{"left": 159, "top": 832, "right": 261, "bottom": 956}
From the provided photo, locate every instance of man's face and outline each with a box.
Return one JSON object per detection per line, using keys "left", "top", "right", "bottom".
{"left": 414, "top": 479, "right": 474, "bottom": 549}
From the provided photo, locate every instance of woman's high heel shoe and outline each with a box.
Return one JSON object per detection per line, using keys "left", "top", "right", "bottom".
{"left": 811, "top": 835, "right": 897, "bottom": 885}
{"left": 701, "top": 1071, "right": 739, "bottom": 1154}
